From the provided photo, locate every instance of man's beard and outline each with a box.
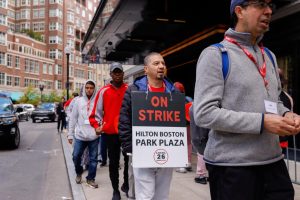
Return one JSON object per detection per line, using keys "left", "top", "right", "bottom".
{"left": 157, "top": 74, "right": 164, "bottom": 80}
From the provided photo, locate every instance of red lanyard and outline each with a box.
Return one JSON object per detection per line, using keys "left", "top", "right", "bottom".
{"left": 225, "top": 36, "right": 268, "bottom": 87}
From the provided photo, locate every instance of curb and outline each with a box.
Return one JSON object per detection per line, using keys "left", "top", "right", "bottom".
{"left": 60, "top": 133, "right": 87, "bottom": 200}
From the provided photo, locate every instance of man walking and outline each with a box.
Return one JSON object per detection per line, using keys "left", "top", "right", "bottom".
{"left": 56, "top": 96, "right": 66, "bottom": 132}
{"left": 67, "top": 80, "right": 99, "bottom": 189}
{"left": 89, "top": 62, "right": 128, "bottom": 200}
{"left": 119, "top": 52, "right": 177, "bottom": 200}
{"left": 193, "top": 1, "right": 300, "bottom": 199}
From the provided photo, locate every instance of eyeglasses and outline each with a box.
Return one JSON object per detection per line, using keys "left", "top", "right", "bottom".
{"left": 242, "top": 1, "right": 276, "bottom": 12}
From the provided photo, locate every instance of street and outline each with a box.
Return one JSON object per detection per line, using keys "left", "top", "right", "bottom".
{"left": 0, "top": 120, "right": 71, "bottom": 200}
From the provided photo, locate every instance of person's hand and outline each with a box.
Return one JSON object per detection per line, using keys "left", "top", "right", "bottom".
{"left": 68, "top": 138, "right": 73, "bottom": 144}
{"left": 95, "top": 122, "right": 106, "bottom": 135}
{"left": 285, "top": 112, "right": 300, "bottom": 132}
{"left": 264, "top": 114, "right": 298, "bottom": 136}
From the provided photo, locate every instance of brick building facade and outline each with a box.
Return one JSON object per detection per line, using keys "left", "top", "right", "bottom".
{"left": 0, "top": 0, "right": 100, "bottom": 99}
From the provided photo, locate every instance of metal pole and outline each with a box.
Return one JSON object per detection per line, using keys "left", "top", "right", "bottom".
{"left": 66, "top": 53, "right": 70, "bottom": 100}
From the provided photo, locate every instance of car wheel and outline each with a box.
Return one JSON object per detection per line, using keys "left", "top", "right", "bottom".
{"left": 32, "top": 118, "right": 36, "bottom": 123}
{"left": 8, "top": 127, "right": 20, "bottom": 149}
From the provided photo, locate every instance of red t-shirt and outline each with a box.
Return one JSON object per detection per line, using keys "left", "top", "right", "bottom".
{"left": 148, "top": 84, "right": 165, "bottom": 92}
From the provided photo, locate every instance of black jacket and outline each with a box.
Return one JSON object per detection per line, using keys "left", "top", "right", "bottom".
{"left": 118, "top": 75, "right": 176, "bottom": 154}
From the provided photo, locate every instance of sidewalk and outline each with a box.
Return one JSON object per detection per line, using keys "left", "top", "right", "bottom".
{"left": 60, "top": 132, "right": 300, "bottom": 200}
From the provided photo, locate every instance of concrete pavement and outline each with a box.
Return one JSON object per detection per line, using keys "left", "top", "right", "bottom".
{"left": 60, "top": 132, "right": 300, "bottom": 200}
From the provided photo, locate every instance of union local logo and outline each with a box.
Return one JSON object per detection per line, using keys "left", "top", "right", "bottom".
{"left": 153, "top": 149, "right": 169, "bottom": 165}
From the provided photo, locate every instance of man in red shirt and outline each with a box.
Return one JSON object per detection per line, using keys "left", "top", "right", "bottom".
{"left": 89, "top": 62, "right": 128, "bottom": 200}
{"left": 119, "top": 52, "right": 178, "bottom": 200}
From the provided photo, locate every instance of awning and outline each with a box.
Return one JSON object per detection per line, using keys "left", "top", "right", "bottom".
{"left": 0, "top": 91, "right": 23, "bottom": 101}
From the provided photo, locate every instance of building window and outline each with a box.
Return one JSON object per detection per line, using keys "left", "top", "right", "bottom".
{"left": 49, "top": 9, "right": 62, "bottom": 18}
{"left": 7, "top": 10, "right": 14, "bottom": 19}
{"left": 49, "top": 64, "right": 53, "bottom": 74}
{"left": 49, "top": 49, "right": 56, "bottom": 59}
{"left": 49, "top": 0, "right": 62, "bottom": 4}
{"left": 14, "top": 77, "right": 20, "bottom": 86}
{"left": 6, "top": 76, "right": 12, "bottom": 86}
{"left": 49, "top": 36, "right": 56, "bottom": 44}
{"left": 21, "top": 0, "right": 30, "bottom": 6}
{"left": 15, "top": 56, "right": 19, "bottom": 68}
{"left": 0, "top": 14, "right": 7, "bottom": 25}
{"left": 45, "top": 81, "right": 52, "bottom": 89}
{"left": 33, "top": 9, "right": 39, "bottom": 18}
{"left": 0, "top": 32, "right": 6, "bottom": 45}
{"left": 33, "top": 23, "right": 39, "bottom": 31}
{"left": 7, "top": 54, "right": 12, "bottom": 67}
{"left": 57, "top": 50, "right": 62, "bottom": 60}
{"left": 25, "top": 58, "right": 29, "bottom": 72}
{"left": 8, "top": 22, "right": 15, "bottom": 32}
{"left": 39, "top": 23, "right": 44, "bottom": 31}
{"left": 56, "top": 64, "right": 62, "bottom": 75}
{"left": 58, "top": 23, "right": 63, "bottom": 31}
{"left": 67, "top": 25, "right": 74, "bottom": 35}
{"left": 0, "top": 72, "right": 4, "bottom": 85}
{"left": 49, "top": 22, "right": 56, "bottom": 30}
{"left": 67, "top": 39, "right": 74, "bottom": 48}
{"left": 75, "top": 69, "right": 85, "bottom": 79}
{"left": 25, "top": 79, "right": 38, "bottom": 88}
{"left": 43, "top": 63, "right": 47, "bottom": 74}
{"left": 21, "top": 9, "right": 30, "bottom": 19}
{"left": 20, "top": 22, "right": 30, "bottom": 30}
{"left": 49, "top": 9, "right": 56, "bottom": 17}
{"left": 0, "top": 52, "right": 5, "bottom": 65}
{"left": 67, "top": 12, "right": 74, "bottom": 23}
{"left": 57, "top": 80, "right": 62, "bottom": 89}
{"left": 88, "top": 70, "right": 93, "bottom": 80}
{"left": 0, "top": 0, "right": 7, "bottom": 8}
{"left": 70, "top": 66, "right": 74, "bottom": 77}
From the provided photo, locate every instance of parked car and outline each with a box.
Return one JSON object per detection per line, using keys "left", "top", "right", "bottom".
{"left": 31, "top": 103, "right": 57, "bottom": 123}
{"left": 0, "top": 95, "right": 20, "bottom": 149}
{"left": 14, "top": 106, "right": 29, "bottom": 121}
{"left": 14, "top": 103, "right": 35, "bottom": 117}
{"left": 22, "top": 104, "right": 35, "bottom": 116}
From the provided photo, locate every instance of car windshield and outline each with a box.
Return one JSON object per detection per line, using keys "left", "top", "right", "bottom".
{"left": 0, "top": 97, "right": 13, "bottom": 112}
{"left": 37, "top": 103, "right": 54, "bottom": 110}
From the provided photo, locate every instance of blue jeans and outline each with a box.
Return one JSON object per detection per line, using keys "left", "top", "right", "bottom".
{"left": 73, "top": 138, "right": 99, "bottom": 181}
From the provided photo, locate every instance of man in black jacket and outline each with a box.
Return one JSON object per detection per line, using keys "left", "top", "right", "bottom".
{"left": 56, "top": 96, "right": 66, "bottom": 132}
{"left": 119, "top": 52, "right": 177, "bottom": 200}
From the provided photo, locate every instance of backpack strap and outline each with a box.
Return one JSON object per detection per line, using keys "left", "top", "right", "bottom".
{"left": 211, "top": 43, "right": 229, "bottom": 80}
{"left": 264, "top": 47, "right": 275, "bottom": 68}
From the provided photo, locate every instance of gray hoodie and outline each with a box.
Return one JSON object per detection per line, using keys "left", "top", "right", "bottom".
{"left": 67, "top": 80, "right": 99, "bottom": 141}
{"left": 193, "top": 28, "right": 289, "bottom": 166}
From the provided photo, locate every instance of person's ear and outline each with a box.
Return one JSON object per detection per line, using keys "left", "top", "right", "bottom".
{"left": 144, "top": 66, "right": 148, "bottom": 75}
{"left": 235, "top": 5, "right": 244, "bottom": 19}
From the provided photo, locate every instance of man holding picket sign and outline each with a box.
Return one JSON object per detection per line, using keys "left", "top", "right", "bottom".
{"left": 119, "top": 52, "right": 188, "bottom": 200}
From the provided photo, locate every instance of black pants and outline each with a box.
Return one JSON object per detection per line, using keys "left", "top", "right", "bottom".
{"left": 206, "top": 159, "right": 294, "bottom": 200}
{"left": 57, "top": 116, "right": 66, "bottom": 131}
{"left": 106, "top": 134, "right": 121, "bottom": 191}
{"left": 123, "top": 151, "right": 129, "bottom": 187}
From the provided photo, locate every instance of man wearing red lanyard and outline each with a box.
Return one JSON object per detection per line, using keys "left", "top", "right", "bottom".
{"left": 89, "top": 62, "right": 128, "bottom": 200}
{"left": 119, "top": 52, "right": 178, "bottom": 200}
{"left": 67, "top": 80, "right": 99, "bottom": 189}
{"left": 193, "top": 0, "right": 300, "bottom": 200}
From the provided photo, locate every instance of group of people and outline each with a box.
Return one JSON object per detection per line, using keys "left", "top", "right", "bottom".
{"left": 66, "top": 0, "right": 300, "bottom": 200}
